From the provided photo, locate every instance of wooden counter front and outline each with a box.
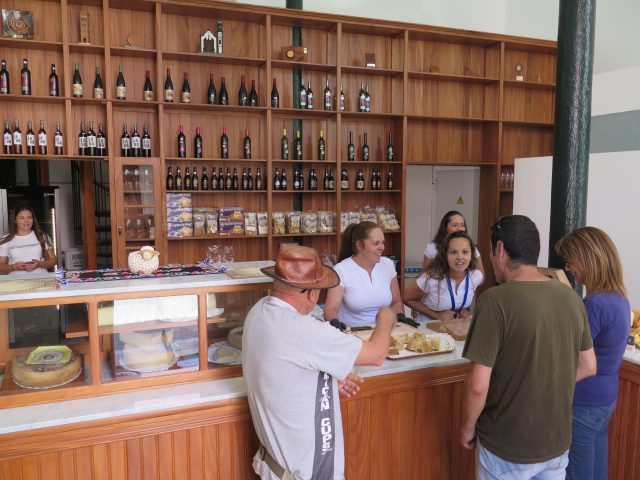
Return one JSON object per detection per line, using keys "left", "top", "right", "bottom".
{"left": 0, "top": 363, "right": 474, "bottom": 479}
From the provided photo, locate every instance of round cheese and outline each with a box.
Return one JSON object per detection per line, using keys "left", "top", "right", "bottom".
{"left": 12, "top": 349, "right": 81, "bottom": 389}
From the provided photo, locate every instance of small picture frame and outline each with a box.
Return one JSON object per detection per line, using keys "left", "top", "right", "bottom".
{"left": 514, "top": 63, "right": 524, "bottom": 82}
{"left": 2, "top": 9, "right": 34, "bottom": 39}
{"left": 365, "top": 53, "right": 376, "bottom": 68}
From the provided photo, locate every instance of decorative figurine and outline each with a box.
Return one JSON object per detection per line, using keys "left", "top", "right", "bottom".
{"left": 200, "top": 27, "right": 217, "bottom": 53}
{"left": 79, "top": 10, "right": 90, "bottom": 44}
{"left": 128, "top": 246, "right": 160, "bottom": 275}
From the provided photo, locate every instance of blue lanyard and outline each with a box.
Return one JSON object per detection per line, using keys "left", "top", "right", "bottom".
{"left": 446, "top": 271, "right": 469, "bottom": 314}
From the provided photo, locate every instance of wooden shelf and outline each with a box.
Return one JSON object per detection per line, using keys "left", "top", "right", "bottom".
{"left": 163, "top": 103, "right": 266, "bottom": 114}
{"left": 66, "top": 315, "right": 227, "bottom": 338}
{"left": 69, "top": 43, "right": 105, "bottom": 54}
{"left": 340, "top": 111, "right": 403, "bottom": 120}
{"left": 166, "top": 157, "right": 266, "bottom": 163}
{"left": 271, "top": 60, "right": 337, "bottom": 73}
{"left": 112, "top": 99, "right": 159, "bottom": 109}
{"left": 272, "top": 232, "right": 337, "bottom": 238}
{"left": 504, "top": 79, "right": 556, "bottom": 91}
{"left": 272, "top": 159, "right": 337, "bottom": 164}
{"left": 272, "top": 190, "right": 335, "bottom": 194}
{"left": 406, "top": 114, "right": 498, "bottom": 124}
{"left": 502, "top": 119, "right": 554, "bottom": 127}
{"left": 168, "top": 235, "right": 266, "bottom": 241}
{"left": 0, "top": 154, "right": 107, "bottom": 161}
{"left": 271, "top": 107, "right": 337, "bottom": 118}
{"left": 0, "top": 38, "right": 62, "bottom": 51}
{"left": 70, "top": 97, "right": 108, "bottom": 106}
{"left": 123, "top": 204, "right": 154, "bottom": 208}
{"left": 341, "top": 66, "right": 403, "bottom": 77}
{"left": 110, "top": 47, "right": 157, "bottom": 59}
{"left": 0, "top": 94, "right": 65, "bottom": 104}
{"left": 340, "top": 189, "right": 402, "bottom": 193}
{"left": 406, "top": 160, "right": 498, "bottom": 166}
{"left": 162, "top": 51, "right": 265, "bottom": 67}
{"left": 169, "top": 190, "right": 266, "bottom": 194}
{"left": 342, "top": 161, "right": 402, "bottom": 165}
{"left": 408, "top": 71, "right": 499, "bottom": 84}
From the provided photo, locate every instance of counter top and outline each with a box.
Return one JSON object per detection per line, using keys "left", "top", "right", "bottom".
{"left": 0, "top": 261, "right": 274, "bottom": 302}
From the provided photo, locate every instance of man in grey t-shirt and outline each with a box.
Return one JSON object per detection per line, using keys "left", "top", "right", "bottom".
{"left": 244, "top": 245, "right": 395, "bottom": 480}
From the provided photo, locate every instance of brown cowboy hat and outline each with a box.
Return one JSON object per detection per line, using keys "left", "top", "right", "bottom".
{"left": 261, "top": 245, "right": 339, "bottom": 290}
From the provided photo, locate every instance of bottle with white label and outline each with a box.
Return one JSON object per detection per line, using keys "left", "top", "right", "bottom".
{"left": 86, "top": 121, "right": 97, "bottom": 156}
{"left": 38, "top": 120, "right": 47, "bottom": 155}
{"left": 54, "top": 122, "right": 64, "bottom": 155}
{"left": 12, "top": 119, "right": 22, "bottom": 154}
{"left": 3, "top": 120, "right": 13, "bottom": 154}
{"left": 26, "top": 121, "right": 36, "bottom": 154}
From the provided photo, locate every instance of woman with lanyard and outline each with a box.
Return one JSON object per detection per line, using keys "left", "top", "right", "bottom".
{"left": 403, "top": 231, "right": 483, "bottom": 322}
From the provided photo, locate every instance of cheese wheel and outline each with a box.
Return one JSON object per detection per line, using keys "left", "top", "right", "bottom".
{"left": 119, "top": 329, "right": 174, "bottom": 348}
{"left": 122, "top": 344, "right": 174, "bottom": 371}
{"left": 12, "top": 349, "right": 81, "bottom": 389}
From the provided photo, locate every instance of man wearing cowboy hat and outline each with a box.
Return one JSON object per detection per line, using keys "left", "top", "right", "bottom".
{"left": 244, "top": 245, "right": 395, "bottom": 480}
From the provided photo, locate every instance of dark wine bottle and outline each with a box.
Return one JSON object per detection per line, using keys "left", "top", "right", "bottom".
{"left": 306, "top": 81, "right": 314, "bottom": 110}
{"left": 49, "top": 64, "right": 59, "bottom": 97}
{"left": 293, "top": 167, "right": 300, "bottom": 190}
{"left": 120, "top": 123, "right": 130, "bottom": 157}
{"left": 318, "top": 130, "right": 326, "bottom": 160}
{"left": 299, "top": 78, "right": 307, "bottom": 109}
{"left": 86, "top": 120, "right": 97, "bottom": 156}
{"left": 192, "top": 166, "right": 199, "bottom": 190}
{"left": 38, "top": 120, "right": 47, "bottom": 155}
{"left": 247, "top": 167, "right": 254, "bottom": 190}
{"left": 271, "top": 78, "right": 279, "bottom": 108}
{"left": 0, "top": 60, "right": 9, "bottom": 94}
{"left": 220, "top": 127, "right": 229, "bottom": 158}
{"left": 347, "top": 131, "right": 355, "bottom": 161}
{"left": 293, "top": 130, "right": 302, "bottom": 160}
{"left": 322, "top": 79, "right": 332, "bottom": 110}
{"left": 340, "top": 167, "right": 349, "bottom": 190}
{"left": 93, "top": 67, "right": 103, "bottom": 99}
{"left": 166, "top": 166, "right": 174, "bottom": 190}
{"left": 255, "top": 167, "right": 262, "bottom": 191}
{"left": 280, "top": 168, "right": 287, "bottom": 190}
{"left": 249, "top": 79, "right": 258, "bottom": 106}
{"left": 387, "top": 133, "right": 394, "bottom": 161}
{"left": 54, "top": 122, "right": 64, "bottom": 155}
{"left": 142, "top": 124, "right": 151, "bottom": 157}
{"left": 175, "top": 166, "right": 183, "bottom": 190}
{"left": 217, "top": 167, "right": 225, "bottom": 190}
{"left": 207, "top": 74, "right": 217, "bottom": 104}
{"left": 201, "top": 167, "right": 209, "bottom": 190}
{"left": 97, "top": 123, "right": 107, "bottom": 156}
{"left": 2, "top": 120, "right": 11, "bottom": 154}
{"left": 273, "top": 167, "right": 281, "bottom": 190}
{"left": 322, "top": 168, "right": 329, "bottom": 191}
{"left": 328, "top": 169, "right": 335, "bottom": 190}
{"left": 362, "top": 132, "right": 369, "bottom": 161}
{"left": 358, "top": 83, "right": 366, "bottom": 112}
{"left": 24, "top": 120, "right": 35, "bottom": 155}
{"left": 339, "top": 84, "right": 345, "bottom": 112}
{"left": 184, "top": 167, "right": 191, "bottom": 190}
{"left": 356, "top": 168, "right": 365, "bottom": 190}
{"left": 309, "top": 168, "right": 317, "bottom": 191}
{"left": 238, "top": 75, "right": 248, "bottom": 106}
{"left": 232, "top": 167, "right": 239, "bottom": 190}
{"left": 72, "top": 63, "right": 83, "bottom": 98}
{"left": 116, "top": 64, "right": 126, "bottom": 100}
{"left": 280, "top": 128, "right": 289, "bottom": 160}
{"left": 387, "top": 168, "right": 394, "bottom": 190}
{"left": 365, "top": 85, "right": 371, "bottom": 112}
{"left": 181, "top": 72, "right": 191, "bottom": 103}
{"left": 131, "top": 123, "right": 141, "bottom": 157}
{"left": 219, "top": 76, "right": 228, "bottom": 105}
{"left": 77, "top": 121, "right": 87, "bottom": 156}
{"left": 177, "top": 125, "right": 186, "bottom": 158}
{"left": 242, "top": 167, "right": 248, "bottom": 190}
{"left": 194, "top": 127, "right": 203, "bottom": 158}
{"left": 225, "top": 167, "right": 232, "bottom": 190}
{"left": 21, "top": 58, "right": 31, "bottom": 95}
{"left": 243, "top": 128, "right": 251, "bottom": 159}
{"left": 164, "top": 69, "right": 174, "bottom": 102}
{"left": 143, "top": 70, "right": 153, "bottom": 101}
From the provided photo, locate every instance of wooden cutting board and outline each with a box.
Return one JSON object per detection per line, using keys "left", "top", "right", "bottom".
{"left": 426, "top": 318, "right": 471, "bottom": 341}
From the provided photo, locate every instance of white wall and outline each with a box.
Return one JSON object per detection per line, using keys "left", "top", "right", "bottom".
{"left": 592, "top": 65, "right": 640, "bottom": 116}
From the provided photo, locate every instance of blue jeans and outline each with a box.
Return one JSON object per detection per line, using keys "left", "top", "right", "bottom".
{"left": 476, "top": 440, "right": 568, "bottom": 480}
{"left": 565, "top": 402, "right": 616, "bottom": 480}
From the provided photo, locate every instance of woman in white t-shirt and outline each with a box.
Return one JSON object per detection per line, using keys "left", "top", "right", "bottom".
{"left": 0, "top": 204, "right": 57, "bottom": 276}
{"left": 324, "top": 221, "right": 404, "bottom": 327}
{"left": 405, "top": 231, "right": 483, "bottom": 322}
{"left": 423, "top": 210, "right": 484, "bottom": 275}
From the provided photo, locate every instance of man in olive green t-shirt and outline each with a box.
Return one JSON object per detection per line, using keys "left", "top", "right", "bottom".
{"left": 461, "top": 215, "right": 596, "bottom": 479}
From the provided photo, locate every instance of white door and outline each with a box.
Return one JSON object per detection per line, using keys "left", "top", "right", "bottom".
{"left": 432, "top": 166, "right": 480, "bottom": 241}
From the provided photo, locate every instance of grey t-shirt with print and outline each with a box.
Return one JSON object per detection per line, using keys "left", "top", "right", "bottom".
{"left": 243, "top": 296, "right": 362, "bottom": 480}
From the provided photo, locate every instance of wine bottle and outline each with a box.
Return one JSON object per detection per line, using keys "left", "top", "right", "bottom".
{"left": 271, "top": 78, "right": 279, "bottom": 108}
{"left": 280, "top": 128, "right": 289, "bottom": 160}
{"left": 323, "top": 79, "right": 331, "bottom": 110}
{"left": 306, "top": 81, "right": 314, "bottom": 109}
{"left": 322, "top": 168, "right": 329, "bottom": 191}
{"left": 219, "top": 76, "right": 228, "bottom": 105}
{"left": 356, "top": 169, "right": 365, "bottom": 190}
{"left": 280, "top": 168, "right": 288, "bottom": 190}
{"left": 387, "top": 168, "right": 394, "bottom": 190}
{"left": 247, "top": 167, "right": 254, "bottom": 190}
{"left": 194, "top": 127, "right": 203, "bottom": 158}
{"left": 249, "top": 79, "right": 258, "bottom": 106}
{"left": 177, "top": 125, "right": 186, "bottom": 158}
{"left": 387, "top": 133, "right": 394, "bottom": 161}
{"left": 216, "top": 20, "right": 223, "bottom": 54}
{"left": 201, "top": 167, "right": 209, "bottom": 190}
{"left": 143, "top": 70, "right": 153, "bottom": 101}
{"left": 184, "top": 167, "right": 191, "bottom": 190}
{"left": 362, "top": 132, "right": 369, "bottom": 161}
{"left": 309, "top": 168, "right": 317, "bottom": 191}
{"left": 3, "top": 120, "right": 11, "bottom": 154}
{"left": 72, "top": 63, "right": 83, "bottom": 98}
{"left": 97, "top": 123, "right": 107, "bottom": 156}
{"left": 131, "top": 123, "right": 141, "bottom": 157}
{"left": 181, "top": 72, "right": 191, "bottom": 103}
{"left": 255, "top": 167, "right": 262, "bottom": 191}
{"left": 26, "top": 121, "right": 36, "bottom": 155}
{"left": 273, "top": 167, "right": 281, "bottom": 190}
{"left": 77, "top": 121, "right": 87, "bottom": 156}
{"left": 299, "top": 78, "right": 307, "bottom": 109}
{"left": 217, "top": 167, "right": 225, "bottom": 190}
{"left": 365, "top": 85, "right": 371, "bottom": 112}
{"left": 120, "top": 123, "right": 130, "bottom": 157}
{"left": 347, "top": 131, "right": 355, "bottom": 161}
{"left": 329, "top": 169, "right": 335, "bottom": 190}
{"left": 376, "top": 169, "right": 383, "bottom": 190}
{"left": 340, "top": 167, "right": 349, "bottom": 190}
{"left": 175, "top": 166, "right": 183, "bottom": 190}
{"left": 293, "top": 168, "right": 300, "bottom": 190}
{"left": 293, "top": 130, "right": 302, "bottom": 160}
{"left": 238, "top": 75, "right": 248, "bottom": 106}
{"left": 225, "top": 167, "right": 232, "bottom": 190}
{"left": 49, "top": 64, "right": 59, "bottom": 97}
{"left": 232, "top": 167, "right": 239, "bottom": 190}
{"left": 142, "top": 124, "right": 151, "bottom": 157}
{"left": 93, "top": 67, "right": 103, "bottom": 99}
{"left": 38, "top": 120, "right": 47, "bottom": 155}
{"left": 318, "top": 130, "right": 326, "bottom": 160}
{"left": 243, "top": 128, "right": 251, "bottom": 159}
{"left": 339, "top": 84, "right": 345, "bottom": 112}
{"left": 132, "top": 167, "right": 140, "bottom": 191}
{"left": 164, "top": 69, "right": 174, "bottom": 102}
{"left": 192, "top": 166, "right": 199, "bottom": 190}
{"left": 116, "top": 64, "right": 126, "bottom": 100}
{"left": 358, "top": 83, "right": 366, "bottom": 112}
{"left": 166, "top": 166, "right": 174, "bottom": 190}
{"left": 0, "top": 60, "right": 9, "bottom": 94}
{"left": 207, "top": 74, "right": 216, "bottom": 104}
{"left": 54, "top": 122, "right": 64, "bottom": 155}
{"left": 86, "top": 120, "right": 97, "bottom": 156}
{"left": 21, "top": 59, "right": 31, "bottom": 95}
{"left": 220, "top": 127, "right": 229, "bottom": 158}
{"left": 242, "top": 168, "right": 249, "bottom": 190}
